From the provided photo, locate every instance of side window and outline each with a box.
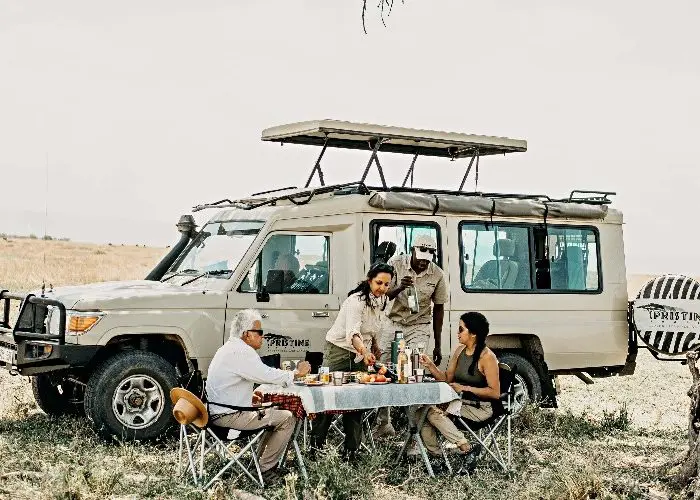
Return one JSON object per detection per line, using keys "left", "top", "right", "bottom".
{"left": 238, "top": 234, "right": 330, "bottom": 294}
{"left": 544, "top": 227, "right": 599, "bottom": 291}
{"left": 461, "top": 223, "right": 531, "bottom": 290}
{"left": 371, "top": 222, "right": 441, "bottom": 266}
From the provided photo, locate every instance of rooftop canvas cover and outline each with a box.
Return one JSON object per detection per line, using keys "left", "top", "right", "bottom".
{"left": 367, "top": 191, "right": 609, "bottom": 220}
{"left": 261, "top": 120, "right": 527, "bottom": 158}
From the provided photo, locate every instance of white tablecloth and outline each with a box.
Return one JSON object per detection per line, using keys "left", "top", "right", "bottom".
{"left": 258, "top": 381, "right": 459, "bottom": 415}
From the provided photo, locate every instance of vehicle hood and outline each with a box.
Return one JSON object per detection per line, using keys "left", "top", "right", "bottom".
{"left": 33, "top": 280, "right": 224, "bottom": 310}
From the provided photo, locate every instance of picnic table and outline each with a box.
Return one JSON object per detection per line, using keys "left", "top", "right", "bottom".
{"left": 257, "top": 381, "right": 459, "bottom": 479}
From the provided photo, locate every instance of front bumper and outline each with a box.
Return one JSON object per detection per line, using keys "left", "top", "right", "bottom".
{"left": 0, "top": 290, "right": 100, "bottom": 375}
{"left": 0, "top": 337, "right": 100, "bottom": 375}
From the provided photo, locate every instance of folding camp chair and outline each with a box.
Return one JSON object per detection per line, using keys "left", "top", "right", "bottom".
{"left": 442, "top": 362, "right": 516, "bottom": 472}
{"left": 327, "top": 408, "right": 378, "bottom": 452}
{"left": 171, "top": 388, "right": 274, "bottom": 489}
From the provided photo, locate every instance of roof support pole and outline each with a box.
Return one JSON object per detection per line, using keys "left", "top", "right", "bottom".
{"left": 401, "top": 152, "right": 420, "bottom": 188}
{"left": 303, "top": 137, "right": 329, "bottom": 188}
{"left": 360, "top": 139, "right": 387, "bottom": 189}
{"left": 458, "top": 149, "right": 479, "bottom": 192}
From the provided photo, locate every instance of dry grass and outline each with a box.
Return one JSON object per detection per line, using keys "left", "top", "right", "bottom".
{"left": 0, "top": 239, "right": 691, "bottom": 498}
{"left": 0, "top": 238, "right": 166, "bottom": 292}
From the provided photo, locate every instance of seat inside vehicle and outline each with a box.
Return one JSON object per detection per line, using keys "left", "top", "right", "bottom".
{"left": 474, "top": 239, "right": 519, "bottom": 289}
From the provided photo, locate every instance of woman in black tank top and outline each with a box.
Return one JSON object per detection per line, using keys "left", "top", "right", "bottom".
{"left": 418, "top": 312, "right": 501, "bottom": 460}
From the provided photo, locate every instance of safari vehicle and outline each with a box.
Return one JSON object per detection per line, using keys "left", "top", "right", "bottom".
{"left": 0, "top": 120, "right": 639, "bottom": 440}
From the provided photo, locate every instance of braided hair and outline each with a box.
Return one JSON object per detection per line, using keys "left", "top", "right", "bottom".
{"left": 461, "top": 311, "right": 490, "bottom": 375}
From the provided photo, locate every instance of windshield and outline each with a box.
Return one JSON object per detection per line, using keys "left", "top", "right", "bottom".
{"left": 169, "top": 220, "right": 264, "bottom": 278}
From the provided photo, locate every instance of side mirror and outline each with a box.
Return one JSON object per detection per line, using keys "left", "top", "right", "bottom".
{"left": 256, "top": 285, "right": 270, "bottom": 303}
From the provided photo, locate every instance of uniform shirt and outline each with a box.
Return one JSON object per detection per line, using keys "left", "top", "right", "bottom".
{"left": 326, "top": 291, "right": 389, "bottom": 360}
{"left": 205, "top": 337, "right": 294, "bottom": 416}
{"left": 387, "top": 254, "right": 449, "bottom": 326}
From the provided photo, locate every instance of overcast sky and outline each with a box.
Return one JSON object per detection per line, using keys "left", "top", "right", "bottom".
{"left": 1, "top": 1, "right": 698, "bottom": 274}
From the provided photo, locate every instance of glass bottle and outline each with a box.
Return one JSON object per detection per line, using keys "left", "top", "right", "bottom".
{"left": 405, "top": 348, "right": 413, "bottom": 382}
{"left": 397, "top": 343, "right": 409, "bottom": 384}
{"left": 406, "top": 285, "right": 420, "bottom": 314}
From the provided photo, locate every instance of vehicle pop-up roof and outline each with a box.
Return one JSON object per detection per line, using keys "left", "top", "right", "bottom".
{"left": 193, "top": 120, "right": 614, "bottom": 220}
{"left": 260, "top": 119, "right": 527, "bottom": 192}
{"left": 261, "top": 119, "right": 527, "bottom": 158}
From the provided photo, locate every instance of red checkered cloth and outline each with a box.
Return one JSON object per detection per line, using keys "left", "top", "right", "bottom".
{"left": 262, "top": 393, "right": 315, "bottom": 421}
{"left": 261, "top": 393, "right": 355, "bottom": 420}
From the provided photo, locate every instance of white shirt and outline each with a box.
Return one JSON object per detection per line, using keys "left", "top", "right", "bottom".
{"left": 205, "top": 337, "right": 294, "bottom": 416}
{"left": 326, "top": 292, "right": 389, "bottom": 361}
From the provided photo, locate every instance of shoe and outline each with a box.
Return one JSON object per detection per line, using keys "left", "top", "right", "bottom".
{"left": 374, "top": 423, "right": 396, "bottom": 438}
{"left": 463, "top": 443, "right": 482, "bottom": 464}
{"left": 454, "top": 443, "right": 482, "bottom": 475}
{"left": 261, "top": 466, "right": 286, "bottom": 485}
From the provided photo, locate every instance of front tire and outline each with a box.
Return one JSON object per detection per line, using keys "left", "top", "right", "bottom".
{"left": 84, "top": 350, "right": 176, "bottom": 441}
{"left": 32, "top": 375, "right": 83, "bottom": 416}
{"left": 497, "top": 352, "right": 543, "bottom": 417}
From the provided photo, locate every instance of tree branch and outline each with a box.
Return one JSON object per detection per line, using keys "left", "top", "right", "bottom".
{"left": 361, "top": 0, "right": 404, "bottom": 34}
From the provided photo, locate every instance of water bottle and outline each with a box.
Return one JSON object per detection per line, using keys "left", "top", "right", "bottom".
{"left": 391, "top": 331, "right": 403, "bottom": 365}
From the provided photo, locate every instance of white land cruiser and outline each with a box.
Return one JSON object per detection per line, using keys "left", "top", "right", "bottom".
{"left": 0, "top": 120, "right": 691, "bottom": 440}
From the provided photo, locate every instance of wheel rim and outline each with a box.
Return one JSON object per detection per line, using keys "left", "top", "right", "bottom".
{"left": 509, "top": 374, "right": 530, "bottom": 416}
{"left": 112, "top": 374, "right": 165, "bottom": 430}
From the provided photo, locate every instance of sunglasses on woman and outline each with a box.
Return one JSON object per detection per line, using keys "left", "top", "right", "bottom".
{"left": 417, "top": 246, "right": 436, "bottom": 254}
{"left": 248, "top": 329, "right": 265, "bottom": 337}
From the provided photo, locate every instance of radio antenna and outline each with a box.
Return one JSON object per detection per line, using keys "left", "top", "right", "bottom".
{"left": 41, "top": 152, "right": 49, "bottom": 297}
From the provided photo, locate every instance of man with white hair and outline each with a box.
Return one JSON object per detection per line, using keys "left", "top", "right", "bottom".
{"left": 206, "top": 309, "right": 311, "bottom": 483}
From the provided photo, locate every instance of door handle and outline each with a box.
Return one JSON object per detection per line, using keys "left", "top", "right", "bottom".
{"left": 261, "top": 314, "right": 269, "bottom": 319}
{"left": 312, "top": 311, "right": 329, "bottom": 318}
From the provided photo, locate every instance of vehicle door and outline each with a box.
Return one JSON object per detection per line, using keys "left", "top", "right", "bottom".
{"left": 230, "top": 230, "right": 340, "bottom": 365}
{"left": 364, "top": 215, "right": 451, "bottom": 359}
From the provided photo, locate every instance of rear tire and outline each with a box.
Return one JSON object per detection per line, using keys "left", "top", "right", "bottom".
{"left": 32, "top": 375, "right": 83, "bottom": 416}
{"left": 84, "top": 350, "right": 176, "bottom": 441}
{"left": 497, "top": 352, "right": 543, "bottom": 417}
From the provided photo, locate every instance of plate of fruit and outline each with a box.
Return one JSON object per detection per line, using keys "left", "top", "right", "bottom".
{"left": 360, "top": 373, "right": 391, "bottom": 384}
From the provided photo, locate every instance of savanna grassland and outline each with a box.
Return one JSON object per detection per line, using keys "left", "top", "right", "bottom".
{"left": 0, "top": 238, "right": 691, "bottom": 499}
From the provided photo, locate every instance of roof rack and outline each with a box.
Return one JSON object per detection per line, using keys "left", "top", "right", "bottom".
{"left": 192, "top": 182, "right": 371, "bottom": 212}
{"left": 192, "top": 183, "right": 614, "bottom": 213}
{"left": 566, "top": 190, "right": 616, "bottom": 204}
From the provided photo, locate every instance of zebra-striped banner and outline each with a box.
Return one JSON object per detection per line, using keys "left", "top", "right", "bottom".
{"left": 632, "top": 274, "right": 700, "bottom": 356}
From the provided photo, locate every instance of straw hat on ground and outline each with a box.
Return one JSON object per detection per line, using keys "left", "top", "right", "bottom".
{"left": 170, "top": 388, "right": 208, "bottom": 428}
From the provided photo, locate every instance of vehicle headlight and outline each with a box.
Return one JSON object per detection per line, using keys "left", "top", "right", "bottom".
{"left": 68, "top": 312, "right": 105, "bottom": 335}
{"left": 48, "top": 309, "right": 104, "bottom": 336}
